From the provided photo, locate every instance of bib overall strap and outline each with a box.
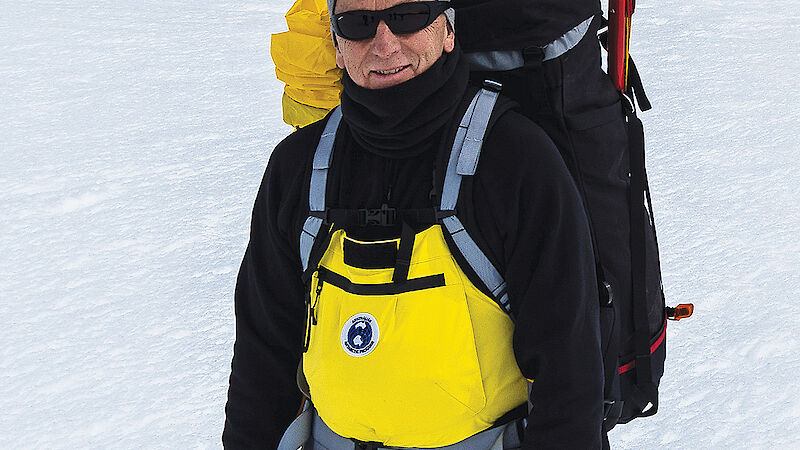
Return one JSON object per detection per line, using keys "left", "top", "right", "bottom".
{"left": 392, "top": 221, "right": 416, "bottom": 283}
{"left": 440, "top": 84, "right": 512, "bottom": 316}
{"left": 301, "top": 107, "right": 342, "bottom": 272}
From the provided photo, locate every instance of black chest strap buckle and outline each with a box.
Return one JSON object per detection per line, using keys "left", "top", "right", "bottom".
{"left": 359, "top": 204, "right": 397, "bottom": 226}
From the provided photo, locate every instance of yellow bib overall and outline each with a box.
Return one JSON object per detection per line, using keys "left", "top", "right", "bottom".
{"left": 302, "top": 224, "right": 527, "bottom": 448}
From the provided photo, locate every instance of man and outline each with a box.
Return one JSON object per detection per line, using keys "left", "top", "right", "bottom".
{"left": 272, "top": 1, "right": 636, "bottom": 358}
{"left": 224, "top": 0, "right": 604, "bottom": 448}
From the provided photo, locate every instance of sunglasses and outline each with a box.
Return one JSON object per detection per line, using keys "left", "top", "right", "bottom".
{"left": 332, "top": 1, "right": 451, "bottom": 41}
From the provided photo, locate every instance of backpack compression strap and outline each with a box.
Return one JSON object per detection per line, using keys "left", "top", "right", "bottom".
{"left": 440, "top": 82, "right": 512, "bottom": 316}
{"left": 300, "top": 106, "right": 342, "bottom": 272}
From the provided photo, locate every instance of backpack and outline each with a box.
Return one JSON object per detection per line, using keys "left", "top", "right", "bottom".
{"left": 467, "top": 14, "right": 695, "bottom": 433}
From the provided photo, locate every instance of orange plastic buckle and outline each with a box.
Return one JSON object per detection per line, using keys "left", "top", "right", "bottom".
{"left": 667, "top": 303, "right": 694, "bottom": 321}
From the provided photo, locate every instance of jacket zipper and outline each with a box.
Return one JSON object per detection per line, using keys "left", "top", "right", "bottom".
{"left": 384, "top": 159, "right": 394, "bottom": 203}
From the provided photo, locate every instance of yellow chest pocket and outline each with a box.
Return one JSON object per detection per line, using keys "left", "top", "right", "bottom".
{"left": 302, "top": 225, "right": 527, "bottom": 448}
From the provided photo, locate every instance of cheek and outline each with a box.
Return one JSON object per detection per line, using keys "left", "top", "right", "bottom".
{"left": 338, "top": 44, "right": 362, "bottom": 73}
{"left": 339, "top": 44, "right": 372, "bottom": 85}
{"left": 347, "top": 45, "right": 370, "bottom": 67}
{"left": 414, "top": 34, "right": 444, "bottom": 65}
{"left": 418, "top": 26, "right": 445, "bottom": 58}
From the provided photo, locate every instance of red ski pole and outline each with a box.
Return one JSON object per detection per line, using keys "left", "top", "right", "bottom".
{"left": 608, "top": 0, "right": 634, "bottom": 92}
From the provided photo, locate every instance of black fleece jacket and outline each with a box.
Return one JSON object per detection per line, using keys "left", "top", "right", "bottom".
{"left": 222, "top": 89, "right": 604, "bottom": 448}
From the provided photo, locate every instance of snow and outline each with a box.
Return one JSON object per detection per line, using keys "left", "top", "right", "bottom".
{"left": 1, "top": 0, "right": 798, "bottom": 448}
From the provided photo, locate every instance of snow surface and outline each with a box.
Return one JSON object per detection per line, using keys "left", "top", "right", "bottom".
{"left": 1, "top": 0, "right": 798, "bottom": 448}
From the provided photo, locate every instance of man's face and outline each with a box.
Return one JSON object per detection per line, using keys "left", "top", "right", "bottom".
{"left": 334, "top": 0, "right": 455, "bottom": 90}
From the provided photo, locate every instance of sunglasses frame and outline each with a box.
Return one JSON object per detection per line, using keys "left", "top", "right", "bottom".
{"left": 332, "top": 1, "right": 451, "bottom": 41}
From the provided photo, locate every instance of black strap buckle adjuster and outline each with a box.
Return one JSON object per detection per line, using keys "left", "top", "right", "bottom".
{"left": 435, "top": 209, "right": 456, "bottom": 220}
{"left": 310, "top": 209, "right": 330, "bottom": 223}
{"left": 483, "top": 79, "right": 503, "bottom": 92}
{"left": 353, "top": 440, "right": 383, "bottom": 450}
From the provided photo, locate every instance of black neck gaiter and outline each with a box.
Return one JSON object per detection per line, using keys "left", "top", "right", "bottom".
{"left": 340, "top": 45, "right": 469, "bottom": 159}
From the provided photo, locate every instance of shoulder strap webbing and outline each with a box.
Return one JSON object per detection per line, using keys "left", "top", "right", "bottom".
{"left": 300, "top": 107, "right": 342, "bottom": 272}
{"left": 440, "top": 86, "right": 512, "bottom": 315}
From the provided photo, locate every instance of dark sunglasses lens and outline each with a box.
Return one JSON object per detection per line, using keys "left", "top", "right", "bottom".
{"left": 335, "top": 3, "right": 443, "bottom": 40}
{"left": 335, "top": 13, "right": 379, "bottom": 40}
{"left": 384, "top": 3, "right": 432, "bottom": 34}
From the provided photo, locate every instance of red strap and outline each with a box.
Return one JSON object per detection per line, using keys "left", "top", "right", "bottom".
{"left": 618, "top": 319, "right": 667, "bottom": 375}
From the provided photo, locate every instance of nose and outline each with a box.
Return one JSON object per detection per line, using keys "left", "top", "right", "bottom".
{"left": 370, "top": 20, "right": 401, "bottom": 57}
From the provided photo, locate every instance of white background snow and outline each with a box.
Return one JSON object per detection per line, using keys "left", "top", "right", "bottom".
{"left": 1, "top": 0, "right": 798, "bottom": 448}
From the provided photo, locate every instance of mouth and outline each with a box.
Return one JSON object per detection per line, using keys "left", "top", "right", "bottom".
{"left": 371, "top": 65, "right": 410, "bottom": 76}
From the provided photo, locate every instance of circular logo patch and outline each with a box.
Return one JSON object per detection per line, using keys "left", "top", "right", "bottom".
{"left": 341, "top": 313, "right": 379, "bottom": 357}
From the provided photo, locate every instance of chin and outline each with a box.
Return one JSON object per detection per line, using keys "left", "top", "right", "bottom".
{"left": 368, "top": 78, "right": 411, "bottom": 89}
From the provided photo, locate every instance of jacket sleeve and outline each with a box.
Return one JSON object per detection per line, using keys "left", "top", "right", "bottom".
{"left": 222, "top": 141, "right": 309, "bottom": 448}
{"left": 470, "top": 112, "right": 604, "bottom": 448}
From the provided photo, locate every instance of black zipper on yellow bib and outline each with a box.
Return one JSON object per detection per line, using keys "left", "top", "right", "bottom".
{"left": 312, "top": 278, "right": 323, "bottom": 325}
{"left": 303, "top": 273, "right": 324, "bottom": 352}
{"left": 303, "top": 296, "right": 312, "bottom": 352}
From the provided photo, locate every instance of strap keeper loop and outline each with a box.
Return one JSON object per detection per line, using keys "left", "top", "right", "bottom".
{"left": 436, "top": 209, "right": 457, "bottom": 220}
{"left": 309, "top": 209, "right": 330, "bottom": 223}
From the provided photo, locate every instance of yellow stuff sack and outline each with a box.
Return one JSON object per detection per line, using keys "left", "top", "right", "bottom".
{"left": 303, "top": 225, "right": 527, "bottom": 447}
{"left": 281, "top": 93, "right": 331, "bottom": 129}
{"left": 271, "top": 0, "right": 342, "bottom": 128}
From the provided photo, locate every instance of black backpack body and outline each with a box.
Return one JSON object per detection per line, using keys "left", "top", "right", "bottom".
{"left": 469, "top": 14, "right": 692, "bottom": 433}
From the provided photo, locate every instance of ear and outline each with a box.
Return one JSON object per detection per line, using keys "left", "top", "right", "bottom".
{"left": 443, "top": 23, "right": 455, "bottom": 53}
{"left": 335, "top": 44, "right": 345, "bottom": 69}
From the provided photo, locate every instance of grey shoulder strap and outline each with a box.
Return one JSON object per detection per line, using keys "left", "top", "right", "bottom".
{"left": 440, "top": 84, "right": 500, "bottom": 210}
{"left": 462, "top": 14, "right": 594, "bottom": 71}
{"left": 300, "top": 107, "right": 342, "bottom": 272}
{"left": 276, "top": 402, "right": 312, "bottom": 450}
{"left": 277, "top": 404, "right": 520, "bottom": 449}
{"left": 440, "top": 86, "right": 512, "bottom": 315}
{"left": 543, "top": 15, "right": 593, "bottom": 61}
